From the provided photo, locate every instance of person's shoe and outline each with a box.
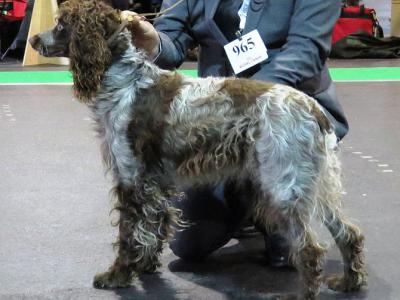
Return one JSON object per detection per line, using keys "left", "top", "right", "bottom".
{"left": 233, "top": 224, "right": 261, "bottom": 238}
{"left": 233, "top": 218, "right": 262, "bottom": 239}
{"left": 264, "top": 233, "right": 292, "bottom": 268}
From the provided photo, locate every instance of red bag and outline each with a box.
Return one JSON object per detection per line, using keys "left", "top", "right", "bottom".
{"left": 0, "top": 0, "right": 27, "bottom": 21}
{"left": 332, "top": 5, "right": 383, "bottom": 44}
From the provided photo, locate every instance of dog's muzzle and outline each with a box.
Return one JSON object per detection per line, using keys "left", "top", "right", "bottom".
{"left": 29, "top": 32, "right": 69, "bottom": 57}
{"left": 29, "top": 35, "right": 42, "bottom": 51}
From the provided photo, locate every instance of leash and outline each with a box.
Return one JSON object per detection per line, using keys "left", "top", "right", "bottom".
{"left": 107, "top": 20, "right": 130, "bottom": 46}
{"left": 107, "top": 0, "right": 185, "bottom": 46}
{"left": 135, "top": 0, "right": 186, "bottom": 21}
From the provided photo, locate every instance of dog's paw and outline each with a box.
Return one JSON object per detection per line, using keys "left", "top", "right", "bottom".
{"left": 326, "top": 273, "right": 367, "bottom": 292}
{"left": 93, "top": 270, "right": 134, "bottom": 289}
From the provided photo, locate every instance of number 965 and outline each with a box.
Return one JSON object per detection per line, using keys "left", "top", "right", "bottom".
{"left": 233, "top": 37, "right": 255, "bottom": 55}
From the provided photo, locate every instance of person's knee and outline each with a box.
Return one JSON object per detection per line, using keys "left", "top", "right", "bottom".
{"left": 167, "top": 184, "right": 243, "bottom": 261}
{"left": 169, "top": 237, "right": 208, "bottom": 262}
{"left": 169, "top": 220, "right": 232, "bottom": 262}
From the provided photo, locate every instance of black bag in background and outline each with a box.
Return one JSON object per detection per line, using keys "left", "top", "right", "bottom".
{"left": 330, "top": 32, "right": 400, "bottom": 59}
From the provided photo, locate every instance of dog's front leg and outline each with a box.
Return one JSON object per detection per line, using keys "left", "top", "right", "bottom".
{"left": 93, "top": 180, "right": 181, "bottom": 289}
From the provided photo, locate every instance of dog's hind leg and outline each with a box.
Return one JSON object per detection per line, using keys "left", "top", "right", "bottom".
{"left": 315, "top": 151, "right": 367, "bottom": 292}
{"left": 323, "top": 209, "right": 367, "bottom": 292}
{"left": 285, "top": 209, "right": 327, "bottom": 300}
{"left": 253, "top": 197, "right": 326, "bottom": 300}
{"left": 93, "top": 181, "right": 181, "bottom": 289}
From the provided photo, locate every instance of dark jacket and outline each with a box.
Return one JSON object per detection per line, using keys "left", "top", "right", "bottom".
{"left": 154, "top": 0, "right": 349, "bottom": 139}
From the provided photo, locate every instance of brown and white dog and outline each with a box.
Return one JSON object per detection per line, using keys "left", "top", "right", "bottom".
{"left": 30, "top": 1, "right": 366, "bottom": 298}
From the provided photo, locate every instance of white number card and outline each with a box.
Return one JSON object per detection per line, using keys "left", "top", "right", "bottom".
{"left": 224, "top": 30, "right": 268, "bottom": 75}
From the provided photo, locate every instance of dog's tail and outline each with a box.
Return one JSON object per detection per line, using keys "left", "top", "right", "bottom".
{"left": 310, "top": 101, "right": 333, "bottom": 135}
{"left": 314, "top": 131, "right": 344, "bottom": 235}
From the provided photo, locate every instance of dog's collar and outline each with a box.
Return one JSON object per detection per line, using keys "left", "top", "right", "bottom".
{"left": 107, "top": 20, "right": 130, "bottom": 47}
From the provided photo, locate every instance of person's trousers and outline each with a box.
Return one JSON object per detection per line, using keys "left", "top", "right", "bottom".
{"left": 169, "top": 181, "right": 253, "bottom": 261}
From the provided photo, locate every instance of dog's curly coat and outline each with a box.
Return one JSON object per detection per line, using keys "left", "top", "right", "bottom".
{"left": 30, "top": 1, "right": 367, "bottom": 298}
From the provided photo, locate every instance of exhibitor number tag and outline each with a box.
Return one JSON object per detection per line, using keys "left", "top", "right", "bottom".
{"left": 224, "top": 30, "right": 268, "bottom": 74}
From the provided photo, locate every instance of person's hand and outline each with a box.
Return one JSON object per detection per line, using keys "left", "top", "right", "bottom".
{"left": 121, "top": 11, "right": 161, "bottom": 59}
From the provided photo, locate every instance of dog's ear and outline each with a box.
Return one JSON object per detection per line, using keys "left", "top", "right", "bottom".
{"left": 60, "top": 0, "right": 123, "bottom": 103}
{"left": 69, "top": 22, "right": 112, "bottom": 103}
{"left": 66, "top": 1, "right": 119, "bottom": 103}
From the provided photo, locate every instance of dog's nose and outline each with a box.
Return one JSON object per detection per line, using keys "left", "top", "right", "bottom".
{"left": 29, "top": 35, "right": 41, "bottom": 50}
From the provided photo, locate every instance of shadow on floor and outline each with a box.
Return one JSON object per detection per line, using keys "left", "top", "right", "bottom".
{"left": 108, "top": 237, "right": 392, "bottom": 300}
{"left": 114, "top": 273, "right": 181, "bottom": 300}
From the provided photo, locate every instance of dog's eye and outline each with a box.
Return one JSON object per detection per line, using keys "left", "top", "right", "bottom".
{"left": 57, "top": 23, "right": 64, "bottom": 32}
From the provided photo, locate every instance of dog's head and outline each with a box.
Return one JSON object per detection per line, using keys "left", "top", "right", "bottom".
{"left": 29, "top": 0, "right": 128, "bottom": 103}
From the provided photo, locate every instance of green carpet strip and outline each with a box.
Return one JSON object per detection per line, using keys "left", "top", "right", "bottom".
{"left": 0, "top": 71, "right": 72, "bottom": 84}
{"left": 331, "top": 67, "right": 400, "bottom": 81}
{"left": 0, "top": 68, "right": 399, "bottom": 84}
